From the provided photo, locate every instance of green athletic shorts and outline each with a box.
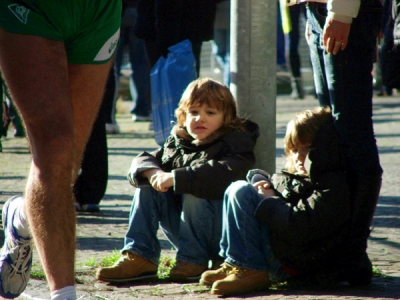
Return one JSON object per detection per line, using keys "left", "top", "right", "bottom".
{"left": 0, "top": 0, "right": 122, "bottom": 64}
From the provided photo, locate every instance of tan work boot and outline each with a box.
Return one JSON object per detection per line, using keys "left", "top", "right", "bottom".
{"left": 211, "top": 265, "right": 270, "bottom": 296}
{"left": 200, "top": 262, "right": 233, "bottom": 286}
{"left": 169, "top": 260, "right": 207, "bottom": 282}
{"left": 96, "top": 251, "right": 157, "bottom": 283}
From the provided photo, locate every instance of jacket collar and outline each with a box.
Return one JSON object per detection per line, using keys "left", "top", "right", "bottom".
{"left": 171, "top": 124, "right": 229, "bottom": 146}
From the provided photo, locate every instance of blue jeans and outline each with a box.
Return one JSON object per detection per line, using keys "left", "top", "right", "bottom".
{"left": 212, "top": 28, "right": 230, "bottom": 86}
{"left": 122, "top": 186, "right": 223, "bottom": 266}
{"left": 115, "top": 7, "right": 150, "bottom": 116}
{"left": 306, "top": 2, "right": 382, "bottom": 177}
{"left": 219, "top": 181, "right": 290, "bottom": 281}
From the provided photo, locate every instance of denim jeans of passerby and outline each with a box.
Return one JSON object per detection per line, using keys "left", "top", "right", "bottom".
{"left": 122, "top": 186, "right": 223, "bottom": 266}
{"left": 219, "top": 181, "right": 290, "bottom": 282}
{"left": 212, "top": 28, "right": 230, "bottom": 86}
{"left": 115, "top": 7, "right": 150, "bottom": 116}
{"left": 306, "top": 1, "right": 382, "bottom": 178}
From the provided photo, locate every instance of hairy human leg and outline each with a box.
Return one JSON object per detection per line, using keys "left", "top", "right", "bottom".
{"left": 0, "top": 29, "right": 112, "bottom": 292}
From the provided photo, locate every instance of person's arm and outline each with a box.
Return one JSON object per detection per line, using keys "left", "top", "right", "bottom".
{"left": 323, "top": 0, "right": 361, "bottom": 54}
{"left": 127, "top": 149, "right": 164, "bottom": 187}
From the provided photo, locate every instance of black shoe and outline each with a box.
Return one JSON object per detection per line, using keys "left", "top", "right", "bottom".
{"left": 75, "top": 203, "right": 100, "bottom": 213}
{"left": 335, "top": 250, "right": 372, "bottom": 286}
{"left": 13, "top": 129, "right": 26, "bottom": 138}
{"left": 80, "top": 204, "right": 100, "bottom": 213}
{"left": 290, "top": 77, "right": 305, "bottom": 100}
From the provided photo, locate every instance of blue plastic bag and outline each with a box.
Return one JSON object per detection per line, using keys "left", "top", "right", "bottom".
{"left": 150, "top": 39, "right": 196, "bottom": 146}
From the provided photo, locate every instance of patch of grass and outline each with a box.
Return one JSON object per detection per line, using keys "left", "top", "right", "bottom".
{"left": 75, "top": 276, "right": 85, "bottom": 284}
{"left": 149, "top": 286, "right": 163, "bottom": 296}
{"left": 158, "top": 255, "right": 175, "bottom": 279}
{"left": 81, "top": 257, "right": 97, "bottom": 268}
{"left": 30, "top": 263, "right": 46, "bottom": 280}
{"left": 372, "top": 265, "right": 384, "bottom": 277}
{"left": 181, "top": 283, "right": 210, "bottom": 294}
{"left": 97, "top": 250, "right": 121, "bottom": 267}
{"left": 30, "top": 270, "right": 46, "bottom": 280}
{"left": 80, "top": 250, "right": 120, "bottom": 269}
{"left": 181, "top": 284, "right": 192, "bottom": 293}
{"left": 79, "top": 250, "right": 121, "bottom": 268}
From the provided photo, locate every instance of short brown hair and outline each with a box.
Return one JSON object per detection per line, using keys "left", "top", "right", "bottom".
{"left": 284, "top": 106, "right": 332, "bottom": 173}
{"left": 175, "top": 78, "right": 243, "bottom": 130}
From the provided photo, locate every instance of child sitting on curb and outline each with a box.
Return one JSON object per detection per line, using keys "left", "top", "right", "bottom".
{"left": 200, "top": 106, "right": 352, "bottom": 296}
{"left": 96, "top": 77, "right": 259, "bottom": 283}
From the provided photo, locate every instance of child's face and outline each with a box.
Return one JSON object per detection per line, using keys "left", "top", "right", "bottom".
{"left": 292, "top": 143, "right": 310, "bottom": 175}
{"left": 185, "top": 104, "right": 224, "bottom": 141}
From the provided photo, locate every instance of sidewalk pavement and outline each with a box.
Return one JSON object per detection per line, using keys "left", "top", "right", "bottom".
{"left": 0, "top": 94, "right": 399, "bottom": 300}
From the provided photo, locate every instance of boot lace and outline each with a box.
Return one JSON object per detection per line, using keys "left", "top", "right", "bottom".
{"left": 219, "top": 262, "right": 235, "bottom": 275}
{"left": 112, "top": 252, "right": 136, "bottom": 267}
{"left": 230, "top": 266, "right": 246, "bottom": 277}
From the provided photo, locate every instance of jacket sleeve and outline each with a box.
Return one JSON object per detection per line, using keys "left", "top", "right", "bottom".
{"left": 254, "top": 171, "right": 351, "bottom": 245}
{"left": 328, "top": 0, "right": 361, "bottom": 23}
{"left": 127, "top": 148, "right": 163, "bottom": 187}
{"left": 173, "top": 150, "right": 255, "bottom": 200}
{"left": 286, "top": 0, "right": 360, "bottom": 23}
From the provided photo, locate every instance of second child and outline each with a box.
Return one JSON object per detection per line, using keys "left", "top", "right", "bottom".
{"left": 96, "top": 78, "right": 259, "bottom": 283}
{"left": 201, "top": 107, "right": 352, "bottom": 296}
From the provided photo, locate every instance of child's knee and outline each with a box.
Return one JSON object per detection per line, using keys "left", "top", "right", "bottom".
{"left": 225, "top": 180, "right": 253, "bottom": 199}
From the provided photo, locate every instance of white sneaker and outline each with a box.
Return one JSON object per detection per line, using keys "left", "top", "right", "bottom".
{"left": 106, "top": 123, "right": 120, "bottom": 134}
{"left": 0, "top": 196, "right": 32, "bottom": 298}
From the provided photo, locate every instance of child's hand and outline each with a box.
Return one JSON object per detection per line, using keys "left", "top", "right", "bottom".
{"left": 142, "top": 168, "right": 161, "bottom": 179}
{"left": 252, "top": 180, "right": 276, "bottom": 198}
{"left": 149, "top": 171, "right": 174, "bottom": 192}
{"left": 252, "top": 180, "right": 271, "bottom": 190}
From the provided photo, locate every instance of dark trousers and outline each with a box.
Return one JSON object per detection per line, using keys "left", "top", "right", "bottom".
{"left": 103, "top": 63, "right": 118, "bottom": 124}
{"left": 288, "top": 3, "right": 306, "bottom": 78}
{"left": 116, "top": 7, "right": 151, "bottom": 116}
{"left": 73, "top": 70, "right": 113, "bottom": 205}
{"left": 144, "top": 39, "right": 203, "bottom": 77}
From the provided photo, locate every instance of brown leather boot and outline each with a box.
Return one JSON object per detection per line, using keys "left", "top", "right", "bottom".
{"left": 168, "top": 260, "right": 207, "bottom": 282}
{"left": 200, "top": 262, "right": 233, "bottom": 286}
{"left": 211, "top": 265, "right": 270, "bottom": 296}
{"left": 96, "top": 251, "right": 157, "bottom": 283}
